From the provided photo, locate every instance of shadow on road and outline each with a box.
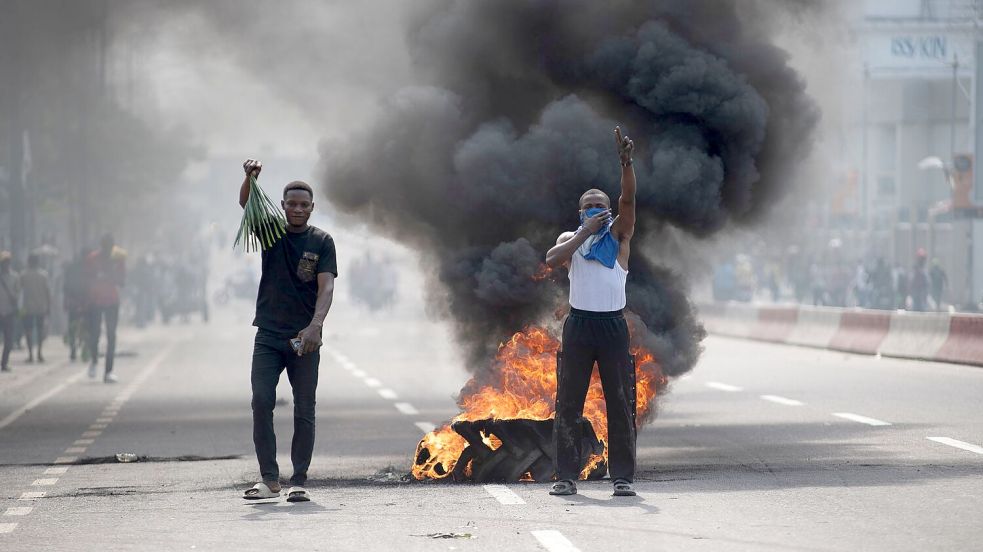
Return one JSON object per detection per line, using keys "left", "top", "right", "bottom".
{"left": 563, "top": 493, "right": 660, "bottom": 515}
{"left": 241, "top": 500, "right": 339, "bottom": 520}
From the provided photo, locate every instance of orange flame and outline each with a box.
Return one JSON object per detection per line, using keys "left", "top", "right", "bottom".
{"left": 412, "top": 325, "right": 666, "bottom": 480}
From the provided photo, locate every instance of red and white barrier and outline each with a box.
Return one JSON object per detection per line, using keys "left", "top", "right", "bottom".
{"left": 698, "top": 302, "right": 983, "bottom": 367}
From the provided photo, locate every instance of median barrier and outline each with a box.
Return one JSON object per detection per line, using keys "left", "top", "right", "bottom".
{"left": 877, "top": 310, "right": 950, "bottom": 361}
{"left": 785, "top": 306, "right": 841, "bottom": 349}
{"left": 935, "top": 314, "right": 983, "bottom": 366}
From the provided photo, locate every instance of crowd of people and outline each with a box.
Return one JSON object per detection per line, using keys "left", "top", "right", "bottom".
{"left": 713, "top": 247, "right": 951, "bottom": 312}
{"left": 0, "top": 234, "right": 211, "bottom": 380}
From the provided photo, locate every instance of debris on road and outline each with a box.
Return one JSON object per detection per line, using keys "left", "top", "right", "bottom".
{"left": 414, "top": 532, "right": 475, "bottom": 540}
{"left": 115, "top": 453, "right": 139, "bottom": 463}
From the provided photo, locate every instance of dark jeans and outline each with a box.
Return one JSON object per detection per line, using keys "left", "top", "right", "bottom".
{"left": 1, "top": 314, "right": 13, "bottom": 369}
{"left": 251, "top": 328, "right": 320, "bottom": 486}
{"left": 22, "top": 314, "right": 46, "bottom": 357}
{"left": 87, "top": 305, "right": 119, "bottom": 373}
{"left": 553, "top": 308, "right": 636, "bottom": 482}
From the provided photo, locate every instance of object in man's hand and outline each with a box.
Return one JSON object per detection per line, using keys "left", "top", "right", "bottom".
{"left": 235, "top": 175, "right": 287, "bottom": 252}
{"left": 290, "top": 338, "right": 303, "bottom": 355}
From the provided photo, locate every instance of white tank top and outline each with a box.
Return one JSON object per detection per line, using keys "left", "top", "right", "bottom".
{"left": 568, "top": 250, "right": 628, "bottom": 312}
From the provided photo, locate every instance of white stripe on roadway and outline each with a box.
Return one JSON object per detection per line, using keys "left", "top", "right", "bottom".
{"left": 833, "top": 412, "right": 891, "bottom": 426}
{"left": 364, "top": 378, "right": 382, "bottom": 388}
{"left": 44, "top": 467, "right": 69, "bottom": 475}
{"left": 19, "top": 492, "right": 44, "bottom": 500}
{"left": 531, "top": 530, "right": 580, "bottom": 552}
{"left": 377, "top": 389, "right": 398, "bottom": 400}
{"left": 760, "top": 395, "right": 804, "bottom": 406}
{"left": 706, "top": 381, "right": 743, "bottom": 392}
{"left": 3, "top": 507, "right": 32, "bottom": 516}
{"left": 394, "top": 402, "right": 419, "bottom": 415}
{"left": 415, "top": 422, "right": 436, "bottom": 434}
{"left": 53, "top": 456, "right": 77, "bottom": 464}
{"left": 0, "top": 369, "right": 86, "bottom": 431}
{"left": 32, "top": 479, "right": 58, "bottom": 486}
{"left": 927, "top": 437, "right": 983, "bottom": 455}
{"left": 483, "top": 484, "right": 525, "bottom": 505}
{"left": 0, "top": 523, "right": 17, "bottom": 534}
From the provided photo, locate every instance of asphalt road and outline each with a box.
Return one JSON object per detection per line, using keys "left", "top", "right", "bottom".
{"left": 1, "top": 298, "right": 981, "bottom": 551}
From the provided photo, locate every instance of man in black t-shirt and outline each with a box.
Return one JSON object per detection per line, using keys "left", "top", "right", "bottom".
{"left": 238, "top": 159, "right": 337, "bottom": 503}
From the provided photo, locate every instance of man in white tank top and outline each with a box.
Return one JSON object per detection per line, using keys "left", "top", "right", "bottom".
{"left": 544, "top": 127, "right": 637, "bottom": 497}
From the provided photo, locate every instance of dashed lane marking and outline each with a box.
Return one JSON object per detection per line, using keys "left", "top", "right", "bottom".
{"left": 531, "top": 530, "right": 580, "bottom": 552}
{"left": 0, "top": 523, "right": 17, "bottom": 534}
{"left": 927, "top": 437, "right": 983, "bottom": 455}
{"left": 32, "top": 479, "right": 58, "bottom": 486}
{"left": 95, "top": 417, "right": 113, "bottom": 423}
{"left": 760, "top": 395, "right": 804, "bottom": 406}
{"left": 74, "top": 439, "right": 94, "bottom": 446}
{"left": 89, "top": 424, "right": 108, "bottom": 430}
{"left": 4, "top": 508, "right": 32, "bottom": 516}
{"left": 833, "top": 412, "right": 891, "bottom": 426}
{"left": 705, "top": 381, "right": 743, "bottom": 392}
{"left": 81, "top": 431, "right": 101, "bottom": 438}
{"left": 19, "top": 492, "right": 44, "bottom": 500}
{"left": 44, "top": 467, "right": 69, "bottom": 475}
{"left": 64, "top": 447, "right": 86, "bottom": 454}
{"left": 351, "top": 369, "right": 367, "bottom": 378}
{"left": 53, "top": 457, "right": 76, "bottom": 464}
{"left": 415, "top": 422, "right": 436, "bottom": 433}
{"left": 483, "top": 484, "right": 525, "bottom": 505}
{"left": 378, "top": 389, "right": 398, "bottom": 400}
{"left": 394, "top": 402, "right": 419, "bottom": 415}
{"left": 364, "top": 378, "right": 382, "bottom": 388}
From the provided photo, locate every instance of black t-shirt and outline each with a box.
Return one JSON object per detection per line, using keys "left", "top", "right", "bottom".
{"left": 253, "top": 226, "right": 338, "bottom": 336}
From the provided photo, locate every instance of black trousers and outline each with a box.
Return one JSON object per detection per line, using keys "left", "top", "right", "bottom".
{"left": 251, "top": 329, "right": 319, "bottom": 486}
{"left": 554, "top": 308, "right": 636, "bottom": 482}
{"left": 22, "top": 314, "right": 46, "bottom": 356}
{"left": 87, "top": 305, "right": 119, "bottom": 373}
{"left": 0, "top": 314, "right": 13, "bottom": 369}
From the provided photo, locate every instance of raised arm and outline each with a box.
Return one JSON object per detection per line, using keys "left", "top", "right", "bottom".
{"left": 610, "top": 126, "right": 635, "bottom": 241}
{"left": 239, "top": 159, "right": 262, "bottom": 208}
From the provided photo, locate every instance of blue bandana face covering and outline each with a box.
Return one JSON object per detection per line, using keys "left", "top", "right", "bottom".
{"left": 577, "top": 207, "right": 619, "bottom": 268}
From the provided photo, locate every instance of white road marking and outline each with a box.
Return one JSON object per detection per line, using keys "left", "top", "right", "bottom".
{"left": 32, "top": 478, "right": 58, "bottom": 486}
{"left": 833, "top": 412, "right": 891, "bottom": 426}
{"left": 44, "top": 467, "right": 69, "bottom": 475}
{"left": 4, "top": 507, "right": 32, "bottom": 516}
{"left": 0, "top": 523, "right": 17, "bottom": 534}
{"left": 53, "top": 457, "right": 77, "bottom": 464}
{"left": 351, "top": 369, "right": 367, "bottom": 378}
{"left": 531, "top": 530, "right": 580, "bottom": 552}
{"left": 706, "top": 381, "right": 743, "bottom": 392}
{"left": 364, "top": 378, "right": 382, "bottom": 388}
{"left": 19, "top": 492, "right": 45, "bottom": 500}
{"left": 760, "top": 395, "right": 804, "bottom": 406}
{"left": 394, "top": 402, "right": 419, "bottom": 415}
{"left": 96, "top": 417, "right": 113, "bottom": 423}
{"left": 483, "top": 484, "right": 525, "bottom": 505}
{"left": 81, "top": 431, "right": 101, "bottom": 438}
{"left": 64, "top": 447, "right": 86, "bottom": 454}
{"left": 378, "top": 389, "right": 398, "bottom": 400}
{"left": 927, "top": 437, "right": 983, "bottom": 455}
{"left": 0, "top": 369, "right": 85, "bottom": 431}
{"left": 89, "top": 424, "right": 108, "bottom": 430}
{"left": 74, "top": 439, "right": 94, "bottom": 446}
{"left": 415, "top": 422, "right": 437, "bottom": 434}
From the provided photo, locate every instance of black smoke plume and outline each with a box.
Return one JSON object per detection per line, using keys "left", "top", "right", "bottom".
{"left": 319, "top": 0, "right": 819, "bottom": 380}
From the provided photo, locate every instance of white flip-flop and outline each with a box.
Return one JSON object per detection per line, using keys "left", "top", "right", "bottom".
{"left": 243, "top": 482, "right": 280, "bottom": 500}
{"left": 286, "top": 487, "right": 310, "bottom": 502}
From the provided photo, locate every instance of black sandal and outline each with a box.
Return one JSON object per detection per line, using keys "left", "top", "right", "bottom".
{"left": 549, "top": 479, "right": 577, "bottom": 496}
{"left": 612, "top": 478, "right": 636, "bottom": 496}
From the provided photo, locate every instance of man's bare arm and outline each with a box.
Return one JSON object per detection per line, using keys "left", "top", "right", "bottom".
{"left": 611, "top": 127, "right": 636, "bottom": 241}
{"left": 296, "top": 272, "right": 335, "bottom": 355}
{"left": 545, "top": 209, "right": 612, "bottom": 268}
{"left": 239, "top": 159, "right": 262, "bottom": 208}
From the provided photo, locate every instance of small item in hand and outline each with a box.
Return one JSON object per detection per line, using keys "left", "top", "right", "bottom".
{"left": 290, "top": 337, "right": 303, "bottom": 355}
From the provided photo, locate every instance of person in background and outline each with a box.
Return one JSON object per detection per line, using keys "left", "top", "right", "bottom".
{"left": 63, "top": 250, "right": 88, "bottom": 361}
{"left": 0, "top": 252, "right": 20, "bottom": 373}
{"left": 20, "top": 254, "right": 51, "bottom": 363}
{"left": 909, "top": 249, "right": 929, "bottom": 312}
{"left": 86, "top": 235, "right": 126, "bottom": 383}
{"left": 929, "top": 258, "right": 948, "bottom": 312}
{"left": 893, "top": 263, "right": 908, "bottom": 310}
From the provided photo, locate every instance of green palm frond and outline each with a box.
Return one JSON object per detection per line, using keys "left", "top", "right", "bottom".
{"left": 234, "top": 175, "right": 286, "bottom": 252}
